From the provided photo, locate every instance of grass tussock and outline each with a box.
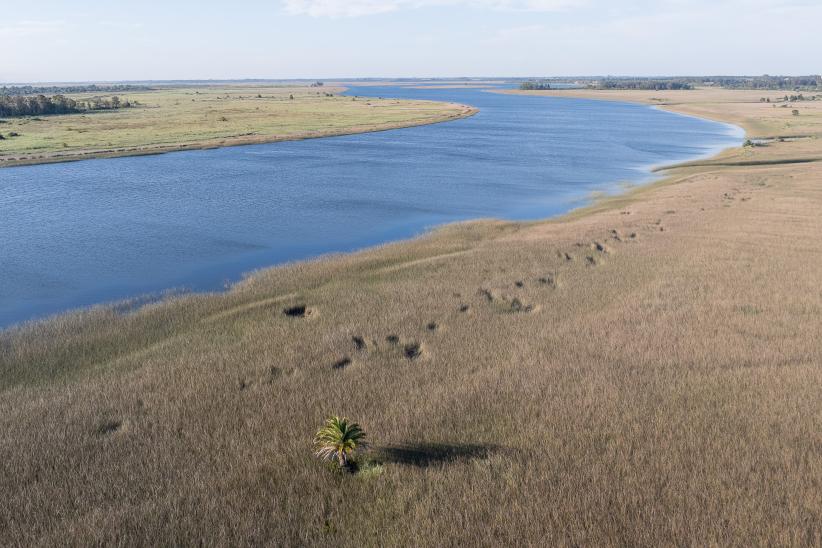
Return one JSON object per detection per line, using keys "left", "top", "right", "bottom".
{"left": 1, "top": 90, "right": 822, "bottom": 546}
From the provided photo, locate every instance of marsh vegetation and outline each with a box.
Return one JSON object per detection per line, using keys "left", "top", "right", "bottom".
{"left": 1, "top": 87, "right": 821, "bottom": 546}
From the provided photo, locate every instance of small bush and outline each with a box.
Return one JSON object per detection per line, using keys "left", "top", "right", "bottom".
{"left": 355, "top": 459, "right": 384, "bottom": 479}
{"left": 314, "top": 416, "right": 366, "bottom": 471}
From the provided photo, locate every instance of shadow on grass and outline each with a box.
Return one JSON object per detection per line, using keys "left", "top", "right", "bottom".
{"left": 375, "top": 442, "right": 500, "bottom": 468}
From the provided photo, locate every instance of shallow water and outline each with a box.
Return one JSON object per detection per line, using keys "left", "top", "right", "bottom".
{"left": 0, "top": 85, "right": 743, "bottom": 328}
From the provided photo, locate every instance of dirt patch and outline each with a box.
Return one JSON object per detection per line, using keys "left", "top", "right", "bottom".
{"left": 283, "top": 305, "right": 314, "bottom": 318}
{"left": 537, "top": 275, "right": 558, "bottom": 288}
{"left": 403, "top": 342, "right": 423, "bottom": 360}
{"left": 96, "top": 420, "right": 123, "bottom": 436}
{"left": 352, "top": 336, "right": 367, "bottom": 351}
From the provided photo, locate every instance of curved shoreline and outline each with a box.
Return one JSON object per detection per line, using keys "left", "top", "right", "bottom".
{"left": 1, "top": 92, "right": 742, "bottom": 332}
{"left": 0, "top": 93, "right": 478, "bottom": 169}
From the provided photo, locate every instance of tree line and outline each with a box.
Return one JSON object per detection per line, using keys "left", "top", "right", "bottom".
{"left": 0, "top": 94, "right": 134, "bottom": 117}
{"left": 779, "top": 94, "right": 820, "bottom": 102}
{"left": 519, "top": 81, "right": 552, "bottom": 90}
{"left": 586, "top": 75, "right": 821, "bottom": 91}
{"left": 0, "top": 84, "right": 148, "bottom": 97}
{"left": 594, "top": 79, "right": 693, "bottom": 90}
{"left": 700, "top": 75, "right": 821, "bottom": 90}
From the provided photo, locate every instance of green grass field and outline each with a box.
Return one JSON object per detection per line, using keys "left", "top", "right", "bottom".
{"left": 0, "top": 85, "right": 474, "bottom": 166}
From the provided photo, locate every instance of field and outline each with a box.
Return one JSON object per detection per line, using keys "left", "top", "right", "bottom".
{"left": 0, "top": 85, "right": 475, "bottom": 167}
{"left": 2, "top": 88, "right": 822, "bottom": 545}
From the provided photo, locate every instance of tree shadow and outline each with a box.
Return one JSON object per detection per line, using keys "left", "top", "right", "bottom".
{"left": 374, "top": 442, "right": 499, "bottom": 468}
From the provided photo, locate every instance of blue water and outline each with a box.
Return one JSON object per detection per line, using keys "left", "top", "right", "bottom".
{"left": 0, "top": 86, "right": 743, "bottom": 328}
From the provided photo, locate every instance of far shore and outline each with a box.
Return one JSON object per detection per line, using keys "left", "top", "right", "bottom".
{"left": 0, "top": 85, "right": 477, "bottom": 168}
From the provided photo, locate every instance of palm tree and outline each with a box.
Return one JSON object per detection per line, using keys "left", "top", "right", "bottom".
{"left": 314, "top": 416, "right": 366, "bottom": 470}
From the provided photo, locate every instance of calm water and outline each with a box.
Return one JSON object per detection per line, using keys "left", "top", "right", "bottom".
{"left": 0, "top": 86, "right": 743, "bottom": 328}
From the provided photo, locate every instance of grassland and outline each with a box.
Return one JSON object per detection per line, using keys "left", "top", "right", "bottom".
{"left": 0, "top": 85, "right": 475, "bottom": 167}
{"left": 2, "top": 88, "right": 822, "bottom": 546}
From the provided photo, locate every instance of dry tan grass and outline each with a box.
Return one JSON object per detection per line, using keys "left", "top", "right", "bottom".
{"left": 1, "top": 89, "right": 822, "bottom": 546}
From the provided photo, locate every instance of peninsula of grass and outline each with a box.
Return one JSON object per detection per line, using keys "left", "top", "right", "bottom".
{"left": 0, "top": 85, "right": 476, "bottom": 167}
{"left": 2, "top": 88, "right": 822, "bottom": 545}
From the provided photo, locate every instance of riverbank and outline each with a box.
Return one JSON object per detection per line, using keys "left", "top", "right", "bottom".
{"left": 0, "top": 85, "right": 476, "bottom": 168}
{"left": 2, "top": 89, "right": 821, "bottom": 545}
{"left": 3, "top": 86, "right": 724, "bottom": 328}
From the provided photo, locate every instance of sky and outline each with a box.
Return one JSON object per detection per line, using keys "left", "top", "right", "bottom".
{"left": 2, "top": 0, "right": 820, "bottom": 83}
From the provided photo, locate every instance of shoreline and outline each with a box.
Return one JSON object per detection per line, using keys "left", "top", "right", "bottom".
{"left": 1, "top": 94, "right": 740, "bottom": 332}
{"left": 3, "top": 87, "right": 822, "bottom": 544}
{"left": 0, "top": 94, "right": 740, "bottom": 332}
{"left": 0, "top": 88, "right": 478, "bottom": 169}
{"left": 0, "top": 86, "right": 478, "bottom": 169}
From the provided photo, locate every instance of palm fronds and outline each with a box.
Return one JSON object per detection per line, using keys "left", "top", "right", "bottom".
{"left": 313, "top": 416, "right": 366, "bottom": 469}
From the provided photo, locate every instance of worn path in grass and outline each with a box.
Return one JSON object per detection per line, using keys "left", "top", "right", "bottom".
{"left": 0, "top": 85, "right": 475, "bottom": 167}
{"left": 1, "top": 89, "right": 821, "bottom": 545}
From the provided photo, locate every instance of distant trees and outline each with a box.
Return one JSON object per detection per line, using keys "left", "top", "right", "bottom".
{"left": 578, "top": 75, "right": 821, "bottom": 92}
{"left": 595, "top": 79, "right": 693, "bottom": 91}
{"left": 655, "top": 75, "right": 820, "bottom": 90}
{"left": 0, "top": 84, "right": 148, "bottom": 97}
{"left": 0, "top": 95, "right": 79, "bottom": 117}
{"left": 0, "top": 94, "right": 132, "bottom": 118}
{"left": 519, "top": 81, "right": 552, "bottom": 91}
{"left": 782, "top": 94, "right": 816, "bottom": 102}
{"left": 709, "top": 75, "right": 821, "bottom": 90}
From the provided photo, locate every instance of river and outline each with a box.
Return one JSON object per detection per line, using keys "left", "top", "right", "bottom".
{"left": 0, "top": 85, "right": 743, "bottom": 327}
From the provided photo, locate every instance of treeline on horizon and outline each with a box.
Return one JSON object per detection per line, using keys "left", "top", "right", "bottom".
{"left": 699, "top": 75, "right": 821, "bottom": 89}
{"left": 0, "top": 95, "right": 135, "bottom": 118}
{"left": 587, "top": 75, "right": 822, "bottom": 91}
{"left": 594, "top": 80, "right": 692, "bottom": 90}
{"left": 0, "top": 84, "right": 149, "bottom": 97}
{"left": 519, "top": 81, "right": 552, "bottom": 90}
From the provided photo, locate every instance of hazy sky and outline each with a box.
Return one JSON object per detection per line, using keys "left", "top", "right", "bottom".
{"left": 2, "top": 0, "right": 820, "bottom": 83}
